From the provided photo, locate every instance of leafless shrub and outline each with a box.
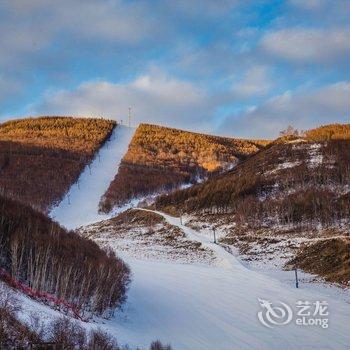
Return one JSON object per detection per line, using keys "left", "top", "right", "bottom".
{"left": 88, "top": 328, "right": 120, "bottom": 350}
{"left": 48, "top": 317, "right": 86, "bottom": 349}
{"left": 149, "top": 340, "right": 172, "bottom": 350}
{"left": 0, "top": 304, "right": 39, "bottom": 348}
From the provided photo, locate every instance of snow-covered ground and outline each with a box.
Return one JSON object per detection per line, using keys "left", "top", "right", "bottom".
{"left": 79, "top": 211, "right": 215, "bottom": 265}
{"left": 37, "top": 130, "right": 350, "bottom": 349}
{"left": 11, "top": 195, "right": 350, "bottom": 349}
{"left": 49, "top": 125, "right": 135, "bottom": 229}
{"left": 87, "top": 210, "right": 350, "bottom": 350}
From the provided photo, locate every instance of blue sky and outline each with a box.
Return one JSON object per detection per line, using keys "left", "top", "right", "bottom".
{"left": 1, "top": 0, "right": 350, "bottom": 138}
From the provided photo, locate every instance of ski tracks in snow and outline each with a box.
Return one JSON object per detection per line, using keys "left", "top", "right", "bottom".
{"left": 142, "top": 209, "right": 240, "bottom": 270}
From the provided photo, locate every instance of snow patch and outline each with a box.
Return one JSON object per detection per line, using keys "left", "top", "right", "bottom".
{"left": 308, "top": 143, "right": 323, "bottom": 168}
{"left": 265, "top": 160, "right": 301, "bottom": 175}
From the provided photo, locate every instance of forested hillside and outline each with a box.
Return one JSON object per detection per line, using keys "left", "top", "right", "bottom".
{"left": 0, "top": 116, "right": 116, "bottom": 212}
{"left": 306, "top": 123, "right": 350, "bottom": 141}
{"left": 0, "top": 193, "right": 130, "bottom": 317}
{"left": 155, "top": 123, "right": 350, "bottom": 285}
{"left": 156, "top": 133, "right": 350, "bottom": 228}
{"left": 99, "top": 123, "right": 268, "bottom": 212}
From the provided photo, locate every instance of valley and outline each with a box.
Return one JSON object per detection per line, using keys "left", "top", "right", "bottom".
{"left": 3, "top": 1, "right": 350, "bottom": 348}
{"left": 0, "top": 117, "right": 350, "bottom": 349}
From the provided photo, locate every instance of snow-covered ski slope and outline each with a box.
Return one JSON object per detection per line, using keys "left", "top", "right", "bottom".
{"left": 50, "top": 125, "right": 134, "bottom": 229}
{"left": 47, "top": 125, "right": 350, "bottom": 350}
{"left": 102, "top": 210, "right": 350, "bottom": 350}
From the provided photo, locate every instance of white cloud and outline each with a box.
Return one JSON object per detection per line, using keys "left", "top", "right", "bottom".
{"left": 219, "top": 82, "right": 350, "bottom": 138}
{"left": 261, "top": 27, "right": 350, "bottom": 63}
{"left": 0, "top": 0, "right": 161, "bottom": 67}
{"left": 52, "top": 0, "right": 157, "bottom": 43}
{"left": 231, "top": 66, "right": 271, "bottom": 97}
{"left": 0, "top": 0, "right": 240, "bottom": 68}
{"left": 28, "top": 72, "right": 216, "bottom": 130}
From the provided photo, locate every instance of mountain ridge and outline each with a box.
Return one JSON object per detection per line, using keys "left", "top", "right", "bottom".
{"left": 99, "top": 122, "right": 270, "bottom": 213}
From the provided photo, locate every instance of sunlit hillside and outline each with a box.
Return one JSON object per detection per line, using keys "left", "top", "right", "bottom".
{"left": 99, "top": 123, "right": 269, "bottom": 213}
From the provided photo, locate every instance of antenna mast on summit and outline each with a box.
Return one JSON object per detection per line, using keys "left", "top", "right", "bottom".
{"left": 128, "top": 107, "right": 131, "bottom": 127}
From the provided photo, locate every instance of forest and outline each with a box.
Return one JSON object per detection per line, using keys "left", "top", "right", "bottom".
{"left": 306, "top": 123, "right": 350, "bottom": 141}
{"left": 0, "top": 116, "right": 116, "bottom": 212}
{"left": 0, "top": 194, "right": 130, "bottom": 318}
{"left": 156, "top": 124, "right": 350, "bottom": 230}
{"left": 99, "top": 123, "right": 269, "bottom": 212}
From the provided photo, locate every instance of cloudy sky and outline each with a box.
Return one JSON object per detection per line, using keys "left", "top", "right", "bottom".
{"left": 1, "top": 0, "right": 350, "bottom": 138}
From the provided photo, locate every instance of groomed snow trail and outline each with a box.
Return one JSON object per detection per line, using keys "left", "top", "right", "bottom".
{"left": 102, "top": 209, "right": 350, "bottom": 350}
{"left": 50, "top": 125, "right": 134, "bottom": 230}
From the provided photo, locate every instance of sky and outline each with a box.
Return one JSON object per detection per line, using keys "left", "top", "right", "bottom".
{"left": 0, "top": 0, "right": 350, "bottom": 138}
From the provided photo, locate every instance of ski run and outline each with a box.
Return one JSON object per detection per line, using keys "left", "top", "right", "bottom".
{"left": 50, "top": 125, "right": 134, "bottom": 229}
{"left": 44, "top": 128, "right": 350, "bottom": 349}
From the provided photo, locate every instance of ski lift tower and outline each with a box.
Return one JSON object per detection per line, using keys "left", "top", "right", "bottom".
{"left": 128, "top": 107, "right": 131, "bottom": 128}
